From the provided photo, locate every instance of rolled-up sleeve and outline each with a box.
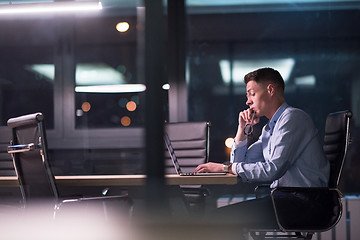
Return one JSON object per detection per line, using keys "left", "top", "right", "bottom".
{"left": 230, "top": 140, "right": 247, "bottom": 163}
{"left": 230, "top": 137, "right": 266, "bottom": 179}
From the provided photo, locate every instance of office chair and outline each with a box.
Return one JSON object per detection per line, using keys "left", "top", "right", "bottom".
{"left": 165, "top": 121, "right": 211, "bottom": 216}
{"left": 0, "top": 127, "right": 16, "bottom": 176}
{"left": 7, "top": 112, "right": 133, "bottom": 218}
{"left": 0, "top": 127, "right": 22, "bottom": 206}
{"left": 250, "top": 110, "right": 352, "bottom": 240}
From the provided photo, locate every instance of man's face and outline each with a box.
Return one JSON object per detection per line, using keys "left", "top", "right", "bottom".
{"left": 245, "top": 80, "right": 271, "bottom": 117}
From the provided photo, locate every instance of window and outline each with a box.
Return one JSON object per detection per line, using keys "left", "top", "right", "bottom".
{"left": 71, "top": 15, "right": 146, "bottom": 130}
{"left": 0, "top": 25, "right": 55, "bottom": 127}
{"left": 74, "top": 45, "right": 145, "bottom": 129}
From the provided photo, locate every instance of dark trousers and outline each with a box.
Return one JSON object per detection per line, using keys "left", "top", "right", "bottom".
{"left": 212, "top": 189, "right": 340, "bottom": 232}
{"left": 213, "top": 196, "right": 278, "bottom": 229}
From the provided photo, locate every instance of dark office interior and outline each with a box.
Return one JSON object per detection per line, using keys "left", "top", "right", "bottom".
{"left": 0, "top": 0, "right": 360, "bottom": 239}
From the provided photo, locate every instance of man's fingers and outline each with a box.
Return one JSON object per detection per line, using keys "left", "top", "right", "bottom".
{"left": 194, "top": 164, "right": 206, "bottom": 173}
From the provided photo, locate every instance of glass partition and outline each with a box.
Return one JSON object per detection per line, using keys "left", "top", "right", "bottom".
{"left": 0, "top": 46, "right": 55, "bottom": 128}
{"left": 186, "top": 1, "right": 360, "bottom": 193}
{"left": 74, "top": 45, "right": 145, "bottom": 129}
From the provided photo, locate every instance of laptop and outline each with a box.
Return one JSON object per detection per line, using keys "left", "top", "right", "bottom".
{"left": 164, "top": 133, "right": 227, "bottom": 176}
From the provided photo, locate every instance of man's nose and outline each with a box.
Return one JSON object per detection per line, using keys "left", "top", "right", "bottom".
{"left": 246, "top": 99, "right": 252, "bottom": 106}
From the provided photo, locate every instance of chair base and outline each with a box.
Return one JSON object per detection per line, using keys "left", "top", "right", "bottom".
{"left": 250, "top": 231, "right": 314, "bottom": 240}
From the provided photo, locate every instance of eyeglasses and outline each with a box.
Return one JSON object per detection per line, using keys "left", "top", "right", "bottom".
{"left": 244, "top": 111, "right": 256, "bottom": 136}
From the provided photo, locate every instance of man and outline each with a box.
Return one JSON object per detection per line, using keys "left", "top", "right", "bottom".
{"left": 194, "top": 67, "right": 329, "bottom": 228}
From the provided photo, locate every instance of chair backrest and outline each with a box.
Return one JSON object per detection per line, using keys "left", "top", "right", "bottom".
{"left": 164, "top": 122, "right": 210, "bottom": 174}
{"left": 251, "top": 111, "right": 352, "bottom": 237}
{"left": 0, "top": 127, "right": 16, "bottom": 176}
{"left": 323, "top": 110, "right": 352, "bottom": 189}
{"left": 7, "top": 112, "right": 58, "bottom": 205}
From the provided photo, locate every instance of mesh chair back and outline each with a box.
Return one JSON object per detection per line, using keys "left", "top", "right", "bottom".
{"left": 323, "top": 110, "right": 352, "bottom": 189}
{"left": 164, "top": 122, "right": 210, "bottom": 174}
{"left": 7, "top": 113, "right": 58, "bottom": 204}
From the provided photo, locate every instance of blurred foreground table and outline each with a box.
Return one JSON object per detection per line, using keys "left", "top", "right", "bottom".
{"left": 0, "top": 174, "right": 238, "bottom": 187}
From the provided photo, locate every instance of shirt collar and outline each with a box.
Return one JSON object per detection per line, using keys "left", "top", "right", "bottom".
{"left": 266, "top": 102, "right": 288, "bottom": 135}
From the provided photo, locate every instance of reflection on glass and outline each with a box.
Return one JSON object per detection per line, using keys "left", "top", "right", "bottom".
{"left": 75, "top": 91, "right": 144, "bottom": 129}
{"left": 74, "top": 61, "right": 144, "bottom": 129}
{"left": 75, "top": 63, "right": 125, "bottom": 86}
{"left": 219, "top": 58, "right": 295, "bottom": 85}
{"left": 0, "top": 49, "right": 54, "bottom": 127}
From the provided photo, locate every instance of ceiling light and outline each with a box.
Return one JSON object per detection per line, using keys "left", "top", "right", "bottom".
{"left": 27, "top": 63, "right": 125, "bottom": 86}
{"left": 219, "top": 58, "right": 295, "bottom": 85}
{"left": 0, "top": 1, "right": 102, "bottom": 14}
{"left": 295, "top": 75, "right": 316, "bottom": 86}
{"left": 75, "top": 84, "right": 146, "bottom": 93}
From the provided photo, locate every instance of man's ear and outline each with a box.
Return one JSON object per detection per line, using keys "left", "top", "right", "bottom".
{"left": 267, "top": 84, "right": 275, "bottom": 96}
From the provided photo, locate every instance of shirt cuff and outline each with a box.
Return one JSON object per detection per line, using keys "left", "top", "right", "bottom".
{"left": 231, "top": 163, "right": 239, "bottom": 176}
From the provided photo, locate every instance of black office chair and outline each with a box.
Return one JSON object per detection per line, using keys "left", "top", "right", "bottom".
{"left": 7, "top": 112, "right": 133, "bottom": 218}
{"left": 0, "top": 127, "right": 22, "bottom": 206}
{"left": 250, "top": 110, "right": 352, "bottom": 240}
{"left": 0, "top": 127, "right": 16, "bottom": 176}
{"left": 165, "top": 121, "right": 211, "bottom": 216}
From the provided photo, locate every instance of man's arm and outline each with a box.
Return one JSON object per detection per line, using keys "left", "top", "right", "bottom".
{"left": 236, "top": 110, "right": 314, "bottom": 182}
{"left": 193, "top": 109, "right": 260, "bottom": 174}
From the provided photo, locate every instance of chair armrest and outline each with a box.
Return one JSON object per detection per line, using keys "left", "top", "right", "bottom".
{"left": 271, "top": 187, "right": 342, "bottom": 232}
{"left": 8, "top": 143, "right": 41, "bottom": 153}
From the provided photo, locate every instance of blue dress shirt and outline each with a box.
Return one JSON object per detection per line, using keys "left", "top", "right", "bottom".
{"left": 230, "top": 103, "right": 330, "bottom": 188}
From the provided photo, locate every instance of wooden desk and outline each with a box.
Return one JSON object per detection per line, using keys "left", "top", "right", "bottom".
{"left": 0, "top": 174, "right": 238, "bottom": 187}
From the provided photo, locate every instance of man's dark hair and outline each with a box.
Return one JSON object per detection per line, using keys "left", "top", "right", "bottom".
{"left": 244, "top": 67, "right": 285, "bottom": 93}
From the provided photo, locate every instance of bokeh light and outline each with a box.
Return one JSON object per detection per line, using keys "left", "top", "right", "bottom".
{"left": 131, "top": 95, "right": 139, "bottom": 104}
{"left": 121, "top": 116, "right": 131, "bottom": 127}
{"left": 81, "top": 101, "right": 91, "bottom": 112}
{"left": 162, "top": 83, "right": 170, "bottom": 90}
{"left": 225, "top": 137, "right": 234, "bottom": 149}
{"left": 116, "top": 22, "right": 129, "bottom": 32}
{"left": 118, "top": 98, "right": 128, "bottom": 108}
{"left": 126, "top": 101, "right": 137, "bottom": 112}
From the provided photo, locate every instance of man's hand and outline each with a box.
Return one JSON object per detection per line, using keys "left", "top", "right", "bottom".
{"left": 239, "top": 109, "right": 258, "bottom": 128}
{"left": 193, "top": 162, "right": 223, "bottom": 173}
{"left": 235, "top": 108, "right": 260, "bottom": 143}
